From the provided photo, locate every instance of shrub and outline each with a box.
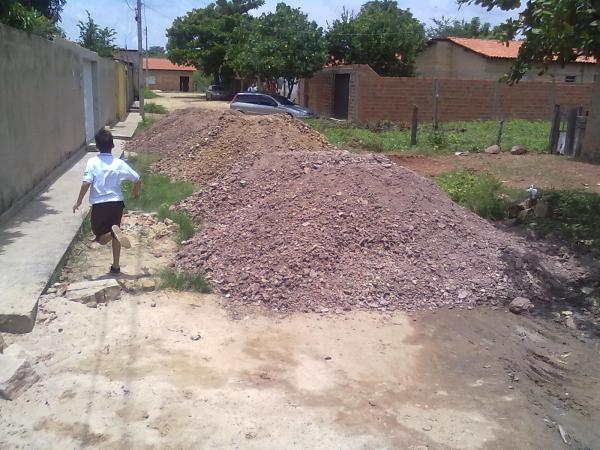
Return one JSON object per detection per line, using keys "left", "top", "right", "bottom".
{"left": 144, "top": 102, "right": 167, "bottom": 114}
{"left": 157, "top": 269, "right": 211, "bottom": 293}
{"left": 143, "top": 87, "right": 158, "bottom": 99}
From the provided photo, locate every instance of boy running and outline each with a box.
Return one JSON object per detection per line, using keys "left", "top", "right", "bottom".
{"left": 72, "top": 129, "right": 141, "bottom": 275}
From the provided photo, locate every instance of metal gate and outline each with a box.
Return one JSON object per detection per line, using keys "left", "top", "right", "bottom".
{"left": 333, "top": 74, "right": 350, "bottom": 120}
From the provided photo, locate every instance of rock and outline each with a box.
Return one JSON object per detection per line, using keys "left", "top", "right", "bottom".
{"left": 517, "top": 208, "right": 534, "bottom": 222}
{"left": 190, "top": 334, "right": 201, "bottom": 341}
{"left": 510, "top": 145, "right": 528, "bottom": 155}
{"left": 457, "top": 290, "right": 470, "bottom": 300}
{"left": 564, "top": 316, "right": 577, "bottom": 330}
{"left": 64, "top": 279, "right": 121, "bottom": 306}
{"left": 581, "top": 287, "right": 594, "bottom": 295}
{"left": 141, "top": 279, "right": 156, "bottom": 293}
{"left": 0, "top": 354, "right": 40, "bottom": 400}
{"left": 509, "top": 297, "right": 534, "bottom": 314}
{"left": 533, "top": 201, "right": 550, "bottom": 218}
{"left": 422, "top": 424, "right": 433, "bottom": 431}
{"left": 484, "top": 145, "right": 501, "bottom": 154}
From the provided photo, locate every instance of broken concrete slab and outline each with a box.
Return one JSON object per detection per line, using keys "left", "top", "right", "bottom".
{"left": 0, "top": 354, "right": 40, "bottom": 400}
{"left": 63, "top": 279, "right": 121, "bottom": 306}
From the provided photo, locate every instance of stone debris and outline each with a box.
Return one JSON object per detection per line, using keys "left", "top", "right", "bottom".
{"left": 141, "top": 279, "right": 156, "bottom": 292}
{"left": 509, "top": 297, "right": 534, "bottom": 314}
{"left": 484, "top": 144, "right": 501, "bottom": 154}
{"left": 511, "top": 145, "right": 528, "bottom": 155}
{"left": 0, "top": 345, "right": 40, "bottom": 400}
{"left": 62, "top": 279, "right": 121, "bottom": 307}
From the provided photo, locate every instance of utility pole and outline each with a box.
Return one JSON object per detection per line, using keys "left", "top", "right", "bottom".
{"left": 136, "top": 0, "right": 145, "bottom": 119}
{"left": 145, "top": 26, "right": 149, "bottom": 84}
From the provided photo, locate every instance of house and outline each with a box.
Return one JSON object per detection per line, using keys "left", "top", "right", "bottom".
{"left": 143, "top": 58, "right": 196, "bottom": 92}
{"left": 415, "top": 37, "right": 597, "bottom": 83}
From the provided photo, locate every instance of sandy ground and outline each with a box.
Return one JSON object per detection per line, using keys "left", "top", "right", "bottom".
{"left": 1, "top": 213, "right": 599, "bottom": 449}
{"left": 149, "top": 91, "right": 230, "bottom": 113}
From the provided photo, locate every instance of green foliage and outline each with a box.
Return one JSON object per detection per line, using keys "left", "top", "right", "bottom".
{"left": 305, "top": 118, "right": 550, "bottom": 154}
{"left": 157, "top": 204, "right": 196, "bottom": 242}
{"left": 144, "top": 102, "right": 167, "bottom": 114}
{"left": 427, "top": 16, "right": 502, "bottom": 39}
{"left": 534, "top": 190, "right": 600, "bottom": 250}
{"left": 157, "top": 268, "right": 212, "bottom": 293}
{"left": 192, "top": 71, "right": 212, "bottom": 92}
{"left": 458, "top": 0, "right": 600, "bottom": 82}
{"left": 227, "top": 3, "right": 327, "bottom": 97}
{"left": 326, "top": 1, "right": 426, "bottom": 76}
{"left": 0, "top": 1, "right": 65, "bottom": 38}
{"left": 147, "top": 45, "right": 165, "bottom": 56}
{"left": 143, "top": 87, "right": 159, "bottom": 99}
{"left": 166, "top": 0, "right": 264, "bottom": 82}
{"left": 77, "top": 10, "right": 116, "bottom": 58}
{"left": 437, "top": 169, "right": 507, "bottom": 219}
{"left": 135, "top": 116, "right": 157, "bottom": 134}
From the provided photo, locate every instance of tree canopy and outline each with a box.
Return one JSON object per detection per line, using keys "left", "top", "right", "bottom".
{"left": 427, "top": 16, "right": 502, "bottom": 39}
{"left": 227, "top": 3, "right": 326, "bottom": 97}
{"left": 326, "top": 0, "right": 426, "bottom": 77}
{"left": 148, "top": 46, "right": 166, "bottom": 57}
{"left": 77, "top": 10, "right": 116, "bottom": 58}
{"left": 166, "top": 0, "right": 264, "bottom": 82}
{"left": 0, "top": 0, "right": 65, "bottom": 38}
{"left": 458, "top": 0, "right": 600, "bottom": 82}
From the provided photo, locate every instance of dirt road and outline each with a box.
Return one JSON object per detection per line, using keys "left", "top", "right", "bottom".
{"left": 148, "top": 91, "right": 230, "bottom": 113}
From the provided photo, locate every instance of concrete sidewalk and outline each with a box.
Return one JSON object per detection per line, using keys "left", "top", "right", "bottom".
{"left": 0, "top": 142, "right": 125, "bottom": 333}
{"left": 109, "top": 112, "right": 140, "bottom": 140}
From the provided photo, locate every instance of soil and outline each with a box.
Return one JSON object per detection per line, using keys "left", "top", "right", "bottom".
{"left": 390, "top": 153, "right": 600, "bottom": 194}
{"left": 148, "top": 91, "right": 230, "bottom": 113}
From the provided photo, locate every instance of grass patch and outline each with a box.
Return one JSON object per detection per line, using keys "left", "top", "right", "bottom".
{"left": 135, "top": 116, "right": 157, "bottom": 134}
{"left": 533, "top": 190, "right": 600, "bottom": 251}
{"left": 145, "top": 102, "right": 167, "bottom": 114}
{"left": 143, "top": 87, "right": 159, "bottom": 99}
{"left": 305, "top": 118, "right": 550, "bottom": 154}
{"left": 123, "top": 154, "right": 197, "bottom": 243}
{"left": 157, "top": 268, "right": 212, "bottom": 293}
{"left": 437, "top": 169, "right": 507, "bottom": 220}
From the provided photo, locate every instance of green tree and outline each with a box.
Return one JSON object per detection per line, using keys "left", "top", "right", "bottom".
{"left": 227, "top": 3, "right": 327, "bottom": 97}
{"left": 326, "top": 1, "right": 426, "bottom": 77}
{"left": 166, "top": 0, "right": 264, "bottom": 83}
{"left": 0, "top": 0, "right": 65, "bottom": 38}
{"left": 77, "top": 10, "right": 116, "bottom": 58}
{"left": 458, "top": 0, "right": 600, "bottom": 158}
{"left": 148, "top": 46, "right": 165, "bottom": 57}
{"left": 427, "top": 16, "right": 502, "bottom": 39}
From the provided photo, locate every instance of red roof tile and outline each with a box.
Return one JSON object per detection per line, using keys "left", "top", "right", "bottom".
{"left": 444, "top": 37, "right": 596, "bottom": 64}
{"left": 144, "top": 58, "right": 196, "bottom": 71}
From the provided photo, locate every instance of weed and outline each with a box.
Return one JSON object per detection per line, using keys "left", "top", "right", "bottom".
{"left": 143, "top": 87, "right": 158, "bottom": 99}
{"left": 144, "top": 102, "right": 167, "bottom": 114}
{"left": 135, "top": 116, "right": 157, "bottom": 134}
{"left": 437, "top": 169, "right": 507, "bottom": 220}
{"left": 157, "top": 268, "right": 212, "bottom": 293}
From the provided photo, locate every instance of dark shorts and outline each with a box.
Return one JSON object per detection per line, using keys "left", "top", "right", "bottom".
{"left": 91, "top": 201, "right": 125, "bottom": 238}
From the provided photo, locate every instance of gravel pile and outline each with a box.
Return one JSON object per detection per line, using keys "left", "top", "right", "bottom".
{"left": 175, "top": 150, "right": 532, "bottom": 313}
{"left": 126, "top": 109, "right": 332, "bottom": 186}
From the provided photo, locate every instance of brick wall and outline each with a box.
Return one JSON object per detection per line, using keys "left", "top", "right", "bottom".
{"left": 148, "top": 70, "right": 195, "bottom": 92}
{"left": 299, "top": 65, "right": 594, "bottom": 123}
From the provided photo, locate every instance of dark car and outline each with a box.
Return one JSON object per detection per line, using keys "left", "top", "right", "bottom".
{"left": 230, "top": 92, "right": 314, "bottom": 118}
{"left": 206, "top": 85, "right": 229, "bottom": 101}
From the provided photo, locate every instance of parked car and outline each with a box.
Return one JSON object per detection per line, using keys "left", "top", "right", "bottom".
{"left": 230, "top": 92, "right": 314, "bottom": 118}
{"left": 206, "top": 85, "right": 229, "bottom": 101}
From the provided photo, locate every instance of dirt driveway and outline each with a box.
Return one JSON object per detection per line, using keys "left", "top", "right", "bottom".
{"left": 1, "top": 213, "right": 599, "bottom": 449}
{"left": 149, "top": 91, "right": 230, "bottom": 113}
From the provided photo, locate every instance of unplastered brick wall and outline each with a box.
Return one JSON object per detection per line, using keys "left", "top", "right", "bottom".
{"left": 299, "top": 65, "right": 594, "bottom": 123}
{"left": 148, "top": 70, "right": 195, "bottom": 92}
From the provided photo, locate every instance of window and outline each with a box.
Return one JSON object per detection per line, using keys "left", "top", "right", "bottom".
{"left": 565, "top": 75, "right": 577, "bottom": 83}
{"left": 257, "top": 95, "right": 277, "bottom": 107}
{"left": 236, "top": 94, "right": 256, "bottom": 104}
{"left": 146, "top": 76, "right": 156, "bottom": 85}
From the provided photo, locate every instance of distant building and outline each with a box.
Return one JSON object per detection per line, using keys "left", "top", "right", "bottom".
{"left": 415, "top": 37, "right": 597, "bottom": 83}
{"left": 143, "top": 58, "right": 197, "bottom": 92}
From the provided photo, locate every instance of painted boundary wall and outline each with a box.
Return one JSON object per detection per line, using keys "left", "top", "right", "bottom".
{"left": 0, "top": 24, "right": 131, "bottom": 216}
{"left": 298, "top": 65, "right": 595, "bottom": 123}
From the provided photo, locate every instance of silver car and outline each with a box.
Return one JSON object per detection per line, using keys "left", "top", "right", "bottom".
{"left": 230, "top": 92, "right": 314, "bottom": 118}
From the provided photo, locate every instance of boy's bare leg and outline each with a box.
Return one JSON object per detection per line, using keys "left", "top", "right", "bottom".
{"left": 97, "top": 232, "right": 112, "bottom": 245}
{"left": 112, "top": 237, "right": 121, "bottom": 269}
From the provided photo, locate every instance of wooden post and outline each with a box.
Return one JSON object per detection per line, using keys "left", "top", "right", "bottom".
{"left": 433, "top": 79, "right": 440, "bottom": 130}
{"left": 548, "top": 104, "right": 561, "bottom": 154}
{"left": 496, "top": 119, "right": 504, "bottom": 146}
{"left": 410, "top": 105, "right": 418, "bottom": 146}
{"left": 564, "top": 107, "right": 578, "bottom": 156}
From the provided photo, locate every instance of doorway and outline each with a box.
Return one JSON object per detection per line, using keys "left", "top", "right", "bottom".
{"left": 333, "top": 73, "right": 350, "bottom": 120}
{"left": 82, "top": 61, "right": 95, "bottom": 143}
{"left": 180, "top": 76, "right": 190, "bottom": 92}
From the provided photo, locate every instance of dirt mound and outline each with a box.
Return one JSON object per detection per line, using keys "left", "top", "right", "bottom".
{"left": 175, "top": 150, "right": 537, "bottom": 313}
{"left": 126, "top": 109, "right": 332, "bottom": 186}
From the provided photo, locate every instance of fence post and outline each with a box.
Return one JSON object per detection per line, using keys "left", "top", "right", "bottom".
{"left": 548, "top": 104, "right": 561, "bottom": 153}
{"left": 496, "top": 119, "right": 504, "bottom": 146}
{"left": 410, "top": 105, "right": 418, "bottom": 146}
{"left": 433, "top": 79, "right": 440, "bottom": 130}
{"left": 564, "top": 107, "right": 578, "bottom": 156}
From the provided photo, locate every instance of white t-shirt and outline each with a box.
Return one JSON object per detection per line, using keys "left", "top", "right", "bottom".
{"left": 83, "top": 153, "right": 140, "bottom": 205}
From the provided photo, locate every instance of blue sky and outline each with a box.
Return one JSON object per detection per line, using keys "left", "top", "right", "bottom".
{"left": 59, "top": 0, "right": 519, "bottom": 49}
